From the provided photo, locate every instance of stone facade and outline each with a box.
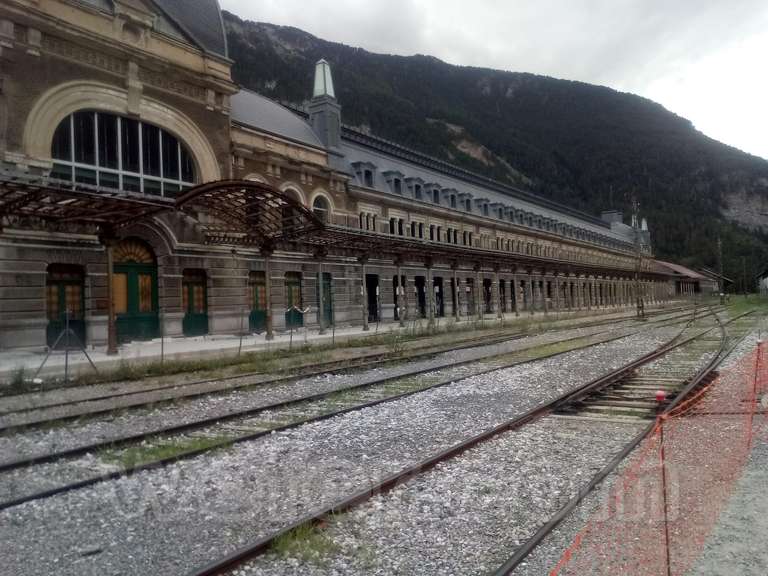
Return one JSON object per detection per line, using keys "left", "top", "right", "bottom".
{"left": 0, "top": 0, "right": 676, "bottom": 352}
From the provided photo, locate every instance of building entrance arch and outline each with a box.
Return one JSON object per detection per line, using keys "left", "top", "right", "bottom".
{"left": 113, "top": 238, "right": 159, "bottom": 343}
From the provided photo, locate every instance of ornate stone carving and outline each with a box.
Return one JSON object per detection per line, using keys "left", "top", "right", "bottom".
{"left": 138, "top": 68, "right": 206, "bottom": 102}
{"left": 42, "top": 34, "right": 127, "bottom": 75}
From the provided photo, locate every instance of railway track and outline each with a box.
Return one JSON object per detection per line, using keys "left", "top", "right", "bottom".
{"left": 0, "top": 311, "right": 706, "bottom": 444}
{"left": 0, "top": 307, "right": 702, "bottom": 512}
{"left": 177, "top": 307, "right": 753, "bottom": 576}
{"left": 0, "top": 306, "right": 694, "bottom": 430}
{"left": 491, "top": 307, "right": 757, "bottom": 576}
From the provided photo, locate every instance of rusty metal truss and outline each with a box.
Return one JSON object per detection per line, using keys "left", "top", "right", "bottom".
{"left": 0, "top": 171, "right": 668, "bottom": 278}
{"left": 300, "top": 224, "right": 663, "bottom": 277}
{"left": 175, "top": 179, "right": 324, "bottom": 249}
{"left": 0, "top": 170, "right": 173, "bottom": 231}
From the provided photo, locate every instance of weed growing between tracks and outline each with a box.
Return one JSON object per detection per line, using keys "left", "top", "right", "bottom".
{"left": 99, "top": 434, "right": 235, "bottom": 470}
{"left": 273, "top": 521, "right": 340, "bottom": 565}
{"left": 2, "top": 307, "right": 651, "bottom": 393}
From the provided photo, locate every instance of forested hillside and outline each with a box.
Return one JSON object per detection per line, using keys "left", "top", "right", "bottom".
{"left": 223, "top": 11, "right": 768, "bottom": 286}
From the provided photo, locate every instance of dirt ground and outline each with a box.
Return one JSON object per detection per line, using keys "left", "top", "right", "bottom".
{"left": 691, "top": 416, "right": 768, "bottom": 576}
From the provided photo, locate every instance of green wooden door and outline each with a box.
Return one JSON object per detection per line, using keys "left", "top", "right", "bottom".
{"left": 249, "top": 271, "right": 267, "bottom": 333}
{"left": 315, "top": 272, "right": 333, "bottom": 325}
{"left": 182, "top": 270, "right": 208, "bottom": 336}
{"left": 114, "top": 263, "right": 159, "bottom": 343}
{"left": 285, "top": 272, "right": 304, "bottom": 329}
{"left": 46, "top": 267, "right": 86, "bottom": 348}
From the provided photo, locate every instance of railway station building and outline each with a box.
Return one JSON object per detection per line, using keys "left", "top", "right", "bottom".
{"left": 0, "top": 0, "right": 679, "bottom": 352}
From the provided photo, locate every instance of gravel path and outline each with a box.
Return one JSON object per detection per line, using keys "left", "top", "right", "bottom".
{"left": 235, "top": 416, "right": 644, "bottom": 576}
{"left": 0, "top": 329, "right": 673, "bottom": 576}
{"left": 0, "top": 320, "right": 638, "bottom": 464}
{"left": 690, "top": 418, "right": 768, "bottom": 576}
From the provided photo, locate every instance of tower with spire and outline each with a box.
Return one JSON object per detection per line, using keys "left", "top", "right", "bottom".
{"left": 308, "top": 59, "right": 341, "bottom": 150}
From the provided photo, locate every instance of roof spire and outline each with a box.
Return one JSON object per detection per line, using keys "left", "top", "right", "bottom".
{"left": 313, "top": 59, "right": 336, "bottom": 99}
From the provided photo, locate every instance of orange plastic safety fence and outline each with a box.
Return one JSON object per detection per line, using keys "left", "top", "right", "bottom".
{"left": 548, "top": 342, "right": 767, "bottom": 576}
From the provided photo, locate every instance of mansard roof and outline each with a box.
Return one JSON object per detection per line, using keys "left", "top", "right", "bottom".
{"left": 231, "top": 89, "right": 324, "bottom": 149}
{"left": 154, "top": 0, "right": 228, "bottom": 58}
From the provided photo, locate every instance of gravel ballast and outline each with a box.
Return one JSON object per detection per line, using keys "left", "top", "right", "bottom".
{"left": 236, "top": 416, "right": 644, "bottom": 576}
{"left": 0, "top": 329, "right": 674, "bottom": 576}
{"left": 0, "top": 319, "right": 658, "bottom": 465}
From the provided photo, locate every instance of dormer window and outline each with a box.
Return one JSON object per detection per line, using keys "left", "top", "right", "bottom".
{"left": 352, "top": 161, "right": 377, "bottom": 188}
{"left": 433, "top": 189, "right": 440, "bottom": 204}
{"left": 483, "top": 204, "right": 489, "bottom": 217}
{"left": 450, "top": 195, "right": 457, "bottom": 208}
{"left": 465, "top": 199, "right": 472, "bottom": 212}
{"left": 393, "top": 179, "right": 402, "bottom": 194}
{"left": 414, "top": 184, "right": 422, "bottom": 199}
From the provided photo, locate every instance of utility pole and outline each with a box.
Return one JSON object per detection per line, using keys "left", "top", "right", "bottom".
{"left": 743, "top": 255, "right": 747, "bottom": 298}
{"left": 717, "top": 235, "right": 724, "bottom": 305}
{"left": 632, "top": 196, "right": 645, "bottom": 319}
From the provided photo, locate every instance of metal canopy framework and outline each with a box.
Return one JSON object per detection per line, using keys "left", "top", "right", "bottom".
{"left": 0, "top": 172, "right": 667, "bottom": 278}
{"left": 175, "top": 180, "right": 324, "bottom": 249}
{"left": 301, "top": 224, "right": 664, "bottom": 278}
{"left": 0, "top": 170, "right": 173, "bottom": 231}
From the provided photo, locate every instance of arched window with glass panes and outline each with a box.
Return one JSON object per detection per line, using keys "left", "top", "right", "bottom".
{"left": 50, "top": 111, "right": 197, "bottom": 197}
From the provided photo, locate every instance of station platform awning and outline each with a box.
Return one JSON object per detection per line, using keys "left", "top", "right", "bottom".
{"left": 0, "top": 169, "right": 173, "bottom": 232}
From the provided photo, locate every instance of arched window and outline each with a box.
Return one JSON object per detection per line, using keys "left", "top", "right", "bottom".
{"left": 312, "top": 195, "right": 330, "bottom": 223}
{"left": 50, "top": 111, "right": 196, "bottom": 196}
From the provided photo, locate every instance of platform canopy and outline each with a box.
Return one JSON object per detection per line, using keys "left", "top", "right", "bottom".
{"left": 301, "top": 223, "right": 655, "bottom": 277}
{"left": 175, "top": 179, "right": 325, "bottom": 248}
{"left": 0, "top": 169, "right": 173, "bottom": 231}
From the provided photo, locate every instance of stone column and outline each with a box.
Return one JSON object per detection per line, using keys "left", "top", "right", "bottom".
{"left": 360, "top": 255, "right": 369, "bottom": 331}
{"left": 554, "top": 275, "right": 561, "bottom": 312}
{"left": 542, "top": 276, "right": 549, "bottom": 314}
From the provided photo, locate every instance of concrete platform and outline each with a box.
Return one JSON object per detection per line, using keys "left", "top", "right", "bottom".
{"left": 0, "top": 304, "right": 682, "bottom": 382}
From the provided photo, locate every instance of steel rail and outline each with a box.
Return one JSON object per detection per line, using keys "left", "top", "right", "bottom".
{"left": 0, "top": 307, "right": 703, "bottom": 433}
{"left": 0, "top": 305, "right": 693, "bottom": 422}
{"left": 0, "top": 315, "right": 696, "bottom": 512}
{"left": 183, "top": 309, "right": 708, "bottom": 576}
{"left": 0, "top": 308, "right": 707, "bottom": 478}
{"left": 490, "top": 307, "right": 754, "bottom": 575}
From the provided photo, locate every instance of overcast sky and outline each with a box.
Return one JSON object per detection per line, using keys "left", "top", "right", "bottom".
{"left": 221, "top": 0, "right": 768, "bottom": 160}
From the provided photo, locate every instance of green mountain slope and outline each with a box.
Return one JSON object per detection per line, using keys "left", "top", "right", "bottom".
{"left": 223, "top": 11, "right": 768, "bottom": 287}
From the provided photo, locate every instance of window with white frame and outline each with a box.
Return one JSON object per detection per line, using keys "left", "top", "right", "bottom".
{"left": 51, "top": 111, "right": 196, "bottom": 196}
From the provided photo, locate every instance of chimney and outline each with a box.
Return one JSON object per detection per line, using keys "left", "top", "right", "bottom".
{"left": 309, "top": 59, "right": 341, "bottom": 150}
{"left": 601, "top": 210, "right": 623, "bottom": 224}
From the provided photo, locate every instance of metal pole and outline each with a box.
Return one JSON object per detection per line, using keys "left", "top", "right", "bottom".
{"left": 318, "top": 261, "right": 326, "bottom": 335}
{"left": 106, "top": 240, "right": 118, "bottom": 355}
{"left": 64, "top": 309, "right": 70, "bottom": 382}
{"left": 263, "top": 250, "right": 274, "bottom": 341}
{"left": 160, "top": 308, "right": 165, "bottom": 365}
{"left": 238, "top": 307, "right": 244, "bottom": 357}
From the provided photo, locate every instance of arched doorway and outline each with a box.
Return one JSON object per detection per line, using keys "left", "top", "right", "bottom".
{"left": 46, "top": 264, "right": 86, "bottom": 348}
{"left": 113, "top": 238, "right": 159, "bottom": 343}
{"left": 182, "top": 269, "right": 208, "bottom": 336}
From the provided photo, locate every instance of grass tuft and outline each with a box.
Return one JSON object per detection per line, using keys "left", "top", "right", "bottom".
{"left": 272, "top": 522, "right": 339, "bottom": 564}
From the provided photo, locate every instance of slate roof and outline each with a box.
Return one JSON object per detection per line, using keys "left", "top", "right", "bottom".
{"left": 654, "top": 260, "right": 706, "bottom": 279}
{"left": 230, "top": 89, "right": 324, "bottom": 149}
{"left": 154, "top": 0, "right": 228, "bottom": 58}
